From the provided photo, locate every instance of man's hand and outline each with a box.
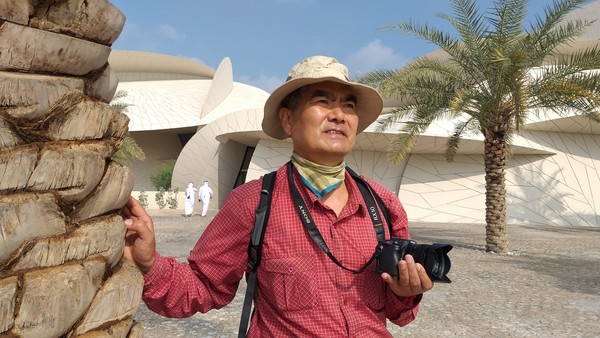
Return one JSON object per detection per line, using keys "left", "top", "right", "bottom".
{"left": 121, "top": 196, "right": 156, "bottom": 273}
{"left": 380, "top": 254, "right": 433, "bottom": 297}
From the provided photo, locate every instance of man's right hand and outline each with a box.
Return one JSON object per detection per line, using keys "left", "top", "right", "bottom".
{"left": 121, "top": 196, "right": 156, "bottom": 273}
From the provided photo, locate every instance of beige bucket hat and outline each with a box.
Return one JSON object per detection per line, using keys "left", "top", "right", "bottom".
{"left": 262, "top": 55, "right": 384, "bottom": 140}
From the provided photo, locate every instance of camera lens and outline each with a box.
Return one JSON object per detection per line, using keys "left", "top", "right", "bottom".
{"left": 410, "top": 243, "right": 453, "bottom": 283}
{"left": 376, "top": 238, "right": 453, "bottom": 283}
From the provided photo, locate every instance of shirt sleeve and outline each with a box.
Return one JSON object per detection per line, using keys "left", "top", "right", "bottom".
{"left": 141, "top": 180, "right": 260, "bottom": 318}
{"left": 142, "top": 253, "right": 214, "bottom": 317}
{"left": 369, "top": 179, "right": 423, "bottom": 326}
{"left": 386, "top": 291, "right": 422, "bottom": 326}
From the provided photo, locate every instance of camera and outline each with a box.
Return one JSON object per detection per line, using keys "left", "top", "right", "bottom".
{"left": 376, "top": 238, "right": 452, "bottom": 283}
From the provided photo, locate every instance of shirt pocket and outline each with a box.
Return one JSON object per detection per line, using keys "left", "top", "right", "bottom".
{"left": 359, "top": 263, "right": 386, "bottom": 311}
{"left": 259, "top": 256, "right": 318, "bottom": 311}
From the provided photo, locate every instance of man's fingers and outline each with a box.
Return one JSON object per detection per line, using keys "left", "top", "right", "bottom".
{"left": 404, "top": 255, "right": 422, "bottom": 288}
{"left": 387, "top": 254, "right": 435, "bottom": 297}
{"left": 416, "top": 264, "right": 434, "bottom": 291}
{"left": 124, "top": 218, "right": 153, "bottom": 239}
{"left": 124, "top": 197, "right": 155, "bottom": 232}
{"left": 397, "top": 258, "right": 409, "bottom": 287}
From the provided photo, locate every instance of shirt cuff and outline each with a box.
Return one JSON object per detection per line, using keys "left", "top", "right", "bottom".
{"left": 388, "top": 293, "right": 423, "bottom": 326}
{"left": 143, "top": 252, "right": 167, "bottom": 287}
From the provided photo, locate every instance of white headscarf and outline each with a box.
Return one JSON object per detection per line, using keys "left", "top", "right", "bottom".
{"left": 186, "top": 182, "right": 195, "bottom": 197}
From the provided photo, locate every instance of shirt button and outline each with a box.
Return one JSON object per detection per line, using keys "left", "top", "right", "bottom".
{"left": 288, "top": 267, "right": 294, "bottom": 273}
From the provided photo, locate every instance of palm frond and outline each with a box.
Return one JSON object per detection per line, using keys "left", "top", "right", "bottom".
{"left": 375, "top": 108, "right": 416, "bottom": 133}
{"left": 526, "top": 0, "right": 592, "bottom": 59}
{"left": 357, "top": 69, "right": 402, "bottom": 89}
{"left": 488, "top": 0, "right": 526, "bottom": 43}
{"left": 112, "top": 89, "right": 128, "bottom": 100}
{"left": 387, "top": 133, "right": 418, "bottom": 164}
{"left": 112, "top": 135, "right": 146, "bottom": 167}
{"left": 110, "top": 89, "right": 132, "bottom": 113}
{"left": 527, "top": 0, "right": 588, "bottom": 37}
{"left": 384, "top": 20, "right": 460, "bottom": 54}
{"left": 554, "top": 45, "right": 600, "bottom": 71}
{"left": 109, "top": 90, "right": 145, "bottom": 166}
{"left": 440, "top": 0, "right": 487, "bottom": 47}
{"left": 446, "top": 117, "right": 475, "bottom": 161}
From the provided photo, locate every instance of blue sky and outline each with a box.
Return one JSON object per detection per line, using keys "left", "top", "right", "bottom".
{"left": 110, "top": 0, "right": 551, "bottom": 93}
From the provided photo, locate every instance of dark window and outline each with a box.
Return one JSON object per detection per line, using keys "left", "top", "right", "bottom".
{"left": 234, "top": 147, "right": 255, "bottom": 188}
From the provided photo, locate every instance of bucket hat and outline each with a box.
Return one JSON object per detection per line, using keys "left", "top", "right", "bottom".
{"left": 262, "top": 55, "right": 384, "bottom": 140}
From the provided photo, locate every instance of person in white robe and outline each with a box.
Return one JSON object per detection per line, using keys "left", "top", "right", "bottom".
{"left": 184, "top": 182, "right": 197, "bottom": 218}
{"left": 198, "top": 180, "right": 213, "bottom": 217}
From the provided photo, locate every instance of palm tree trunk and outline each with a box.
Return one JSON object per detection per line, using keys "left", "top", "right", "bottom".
{"left": 483, "top": 132, "right": 509, "bottom": 253}
{"left": 1, "top": 1, "right": 145, "bottom": 337}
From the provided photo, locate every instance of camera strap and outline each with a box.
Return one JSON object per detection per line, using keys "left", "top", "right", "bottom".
{"left": 239, "top": 170, "right": 277, "bottom": 338}
{"left": 287, "top": 162, "right": 391, "bottom": 274}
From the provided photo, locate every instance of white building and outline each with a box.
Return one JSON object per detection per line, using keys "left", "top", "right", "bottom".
{"left": 109, "top": 1, "right": 600, "bottom": 226}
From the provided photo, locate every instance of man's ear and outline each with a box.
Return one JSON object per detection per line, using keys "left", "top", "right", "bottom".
{"left": 279, "top": 107, "right": 293, "bottom": 137}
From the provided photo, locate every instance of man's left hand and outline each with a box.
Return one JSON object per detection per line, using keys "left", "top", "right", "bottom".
{"left": 380, "top": 254, "right": 433, "bottom": 297}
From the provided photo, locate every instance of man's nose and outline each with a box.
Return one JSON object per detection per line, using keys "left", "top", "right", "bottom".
{"left": 328, "top": 104, "right": 346, "bottom": 122}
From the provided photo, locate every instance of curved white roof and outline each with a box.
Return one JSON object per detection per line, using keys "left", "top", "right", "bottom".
{"left": 108, "top": 50, "right": 215, "bottom": 79}
{"left": 115, "top": 79, "right": 211, "bottom": 131}
{"left": 199, "top": 82, "right": 269, "bottom": 125}
{"left": 109, "top": 51, "right": 268, "bottom": 132}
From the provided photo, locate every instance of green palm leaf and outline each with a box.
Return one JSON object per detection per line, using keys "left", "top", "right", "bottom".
{"left": 360, "top": 0, "right": 600, "bottom": 253}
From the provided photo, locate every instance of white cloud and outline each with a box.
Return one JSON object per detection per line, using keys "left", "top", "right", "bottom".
{"left": 158, "top": 24, "right": 181, "bottom": 40}
{"left": 113, "top": 21, "right": 161, "bottom": 52}
{"left": 344, "top": 39, "right": 406, "bottom": 77}
{"left": 118, "top": 21, "right": 142, "bottom": 40}
{"left": 233, "top": 40, "right": 406, "bottom": 93}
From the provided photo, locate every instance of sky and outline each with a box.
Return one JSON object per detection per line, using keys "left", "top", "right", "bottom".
{"left": 109, "top": 0, "right": 553, "bottom": 93}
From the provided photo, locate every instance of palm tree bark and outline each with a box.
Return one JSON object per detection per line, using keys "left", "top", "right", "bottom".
{"left": 1, "top": 1, "right": 144, "bottom": 337}
{"left": 483, "top": 131, "right": 509, "bottom": 253}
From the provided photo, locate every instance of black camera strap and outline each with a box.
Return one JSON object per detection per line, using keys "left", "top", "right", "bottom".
{"left": 239, "top": 171, "right": 277, "bottom": 338}
{"left": 287, "top": 162, "right": 390, "bottom": 274}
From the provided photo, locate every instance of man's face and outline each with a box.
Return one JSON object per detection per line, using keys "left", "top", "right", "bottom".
{"left": 280, "top": 81, "right": 358, "bottom": 166}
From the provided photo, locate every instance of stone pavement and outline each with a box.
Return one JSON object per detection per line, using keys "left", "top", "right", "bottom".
{"left": 135, "top": 209, "right": 600, "bottom": 337}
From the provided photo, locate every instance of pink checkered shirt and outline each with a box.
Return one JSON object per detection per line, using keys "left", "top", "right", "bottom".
{"left": 142, "top": 165, "right": 421, "bottom": 337}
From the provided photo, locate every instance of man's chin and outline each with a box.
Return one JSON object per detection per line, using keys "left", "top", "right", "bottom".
{"left": 320, "top": 147, "right": 352, "bottom": 160}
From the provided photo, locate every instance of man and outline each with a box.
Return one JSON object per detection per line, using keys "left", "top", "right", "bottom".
{"left": 183, "top": 181, "right": 197, "bottom": 218}
{"left": 122, "top": 55, "right": 433, "bottom": 337}
{"left": 198, "top": 180, "right": 213, "bottom": 217}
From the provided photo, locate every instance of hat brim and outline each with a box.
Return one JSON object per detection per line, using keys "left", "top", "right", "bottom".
{"left": 262, "top": 77, "right": 383, "bottom": 140}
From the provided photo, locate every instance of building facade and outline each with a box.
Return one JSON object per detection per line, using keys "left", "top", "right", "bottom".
{"left": 110, "top": 2, "right": 600, "bottom": 226}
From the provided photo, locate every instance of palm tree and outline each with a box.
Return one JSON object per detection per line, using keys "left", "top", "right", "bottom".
{"left": 359, "top": 0, "right": 600, "bottom": 253}
{"left": 0, "top": 1, "right": 144, "bottom": 336}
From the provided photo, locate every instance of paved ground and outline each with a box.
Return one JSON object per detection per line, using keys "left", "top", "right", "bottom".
{"left": 134, "top": 209, "right": 600, "bottom": 337}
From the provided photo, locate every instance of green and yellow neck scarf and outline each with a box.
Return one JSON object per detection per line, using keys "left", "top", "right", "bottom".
{"left": 291, "top": 152, "right": 346, "bottom": 199}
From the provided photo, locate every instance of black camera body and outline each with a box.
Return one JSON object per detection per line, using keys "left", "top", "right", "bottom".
{"left": 376, "top": 238, "right": 453, "bottom": 283}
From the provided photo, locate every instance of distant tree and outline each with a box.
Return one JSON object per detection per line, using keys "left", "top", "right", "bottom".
{"left": 149, "top": 160, "right": 176, "bottom": 191}
{"left": 360, "top": 0, "right": 600, "bottom": 253}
